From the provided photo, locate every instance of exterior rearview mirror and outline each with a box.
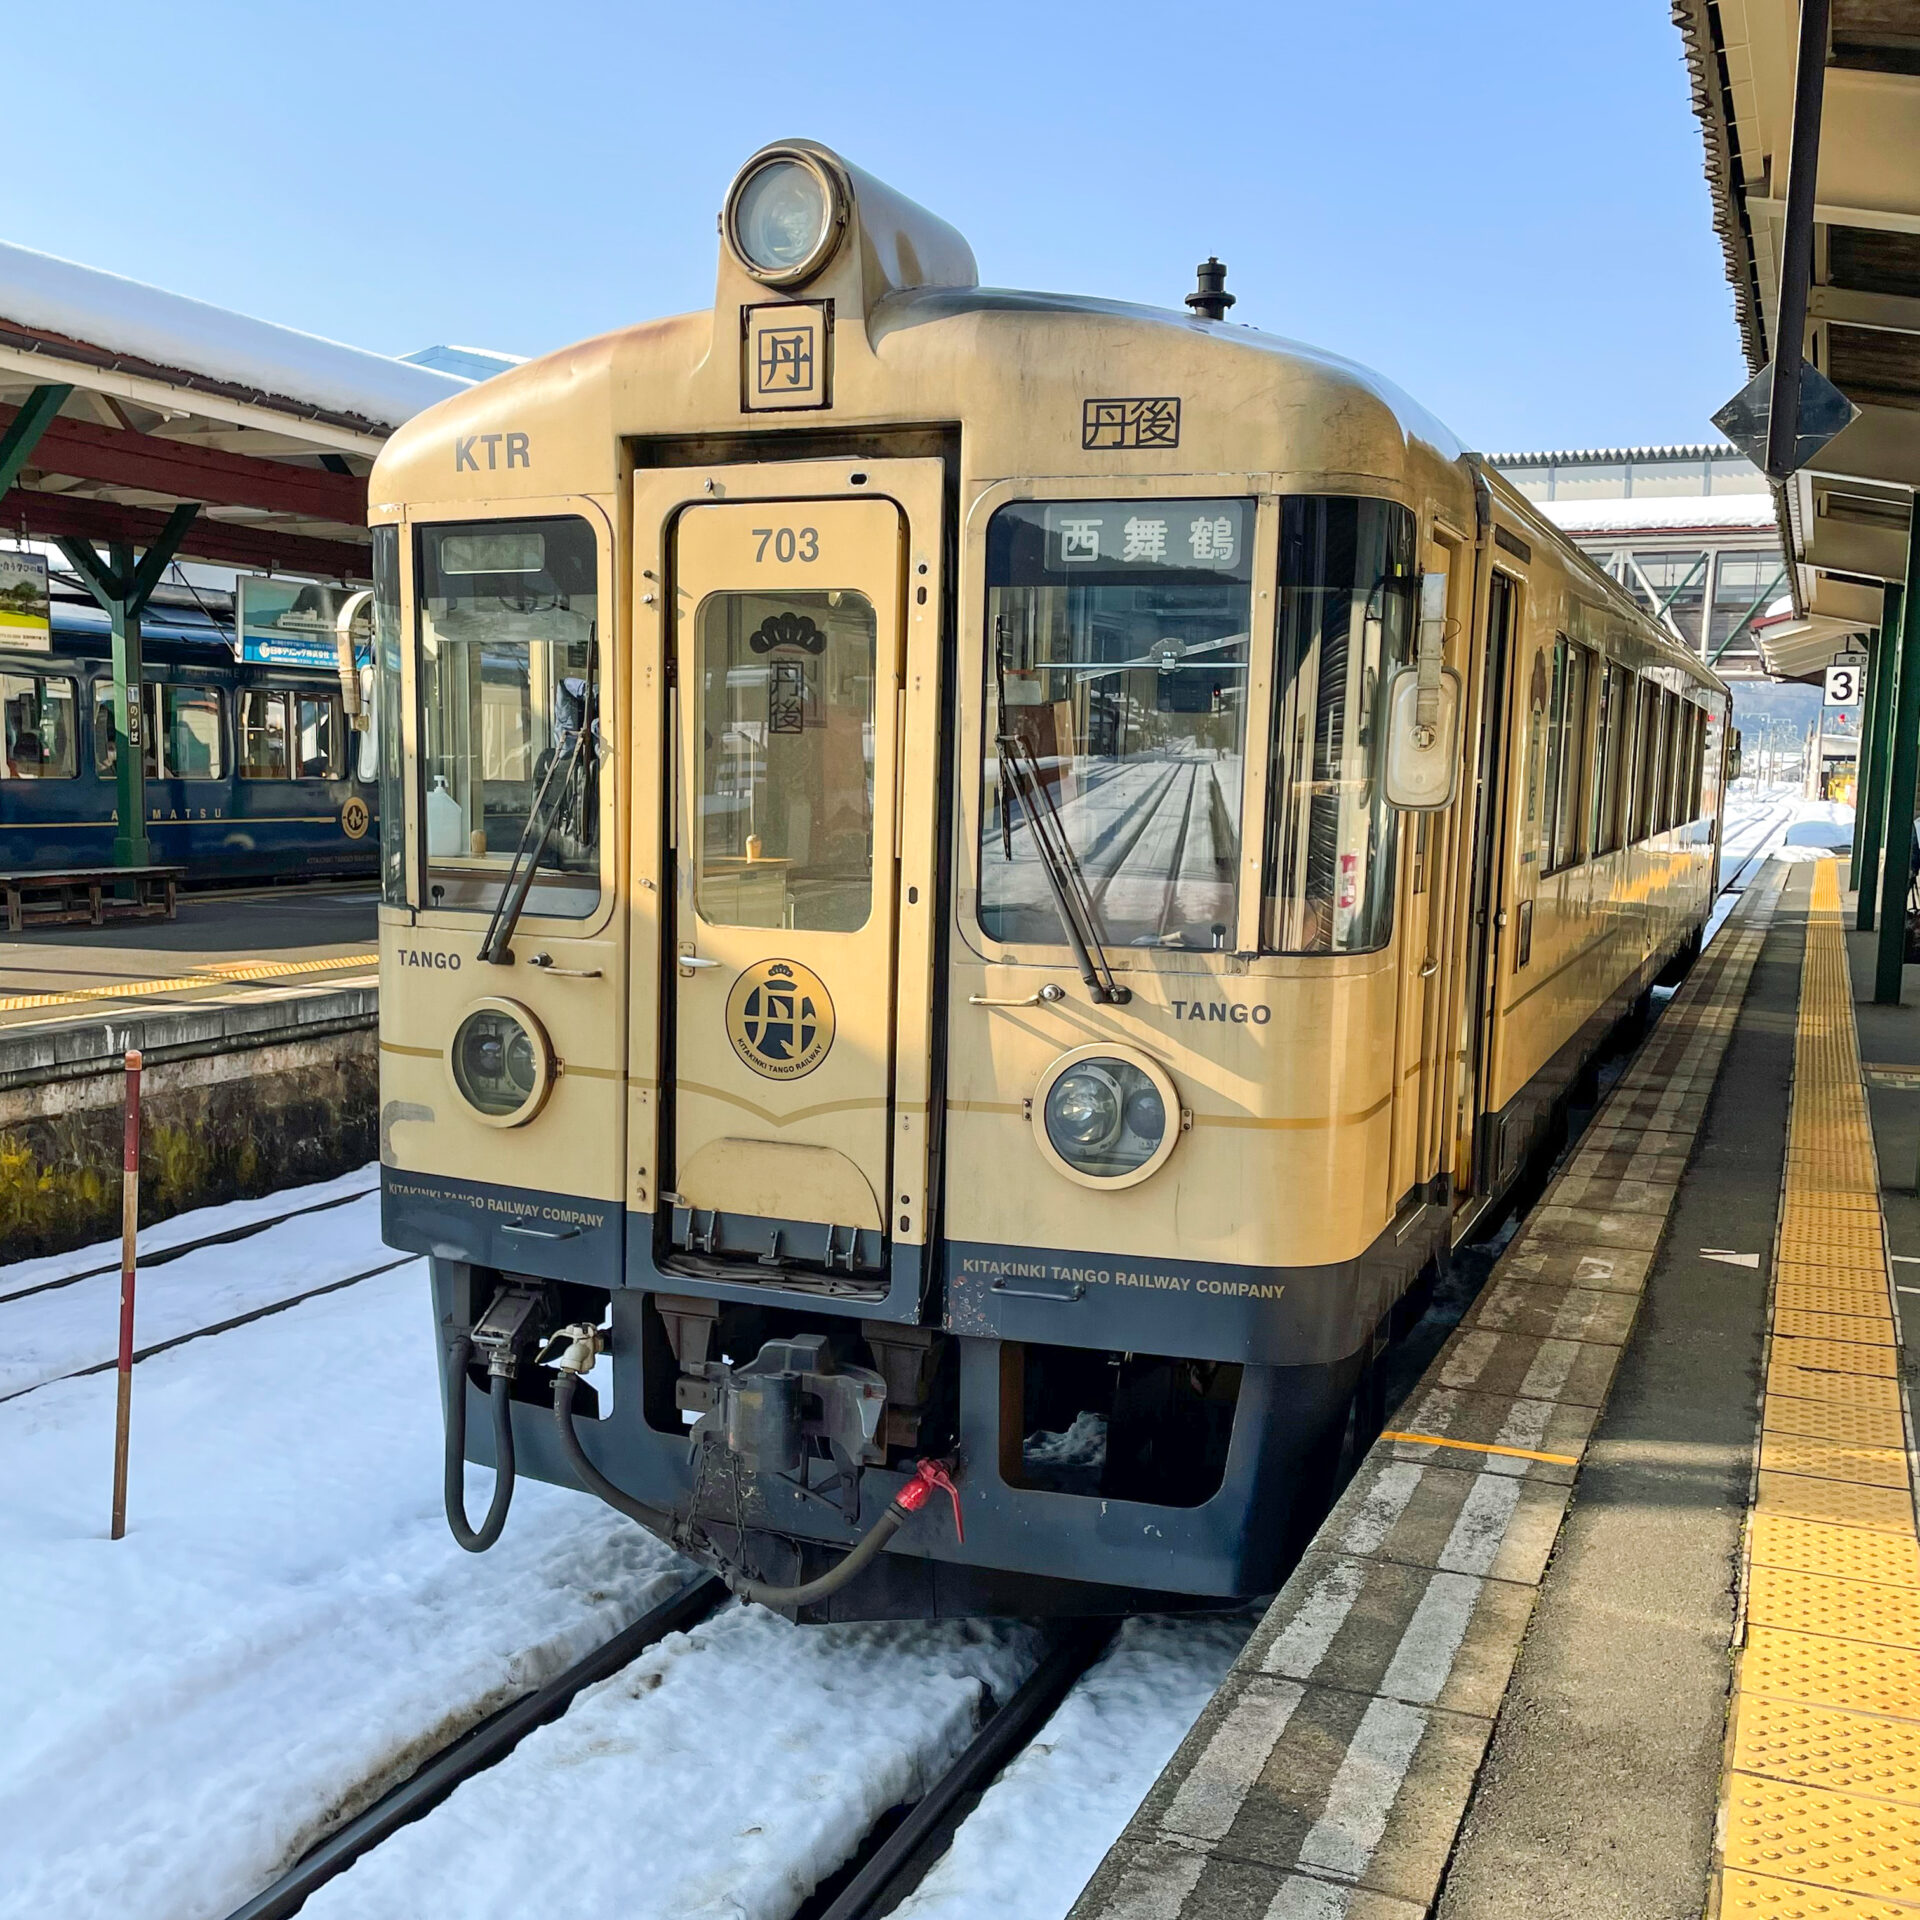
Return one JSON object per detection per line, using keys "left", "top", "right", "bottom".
{"left": 1383, "top": 664, "right": 1462, "bottom": 808}
{"left": 1383, "top": 570, "right": 1461, "bottom": 810}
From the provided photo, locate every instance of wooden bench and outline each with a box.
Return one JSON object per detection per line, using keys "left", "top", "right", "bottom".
{"left": 0, "top": 865, "right": 184, "bottom": 934}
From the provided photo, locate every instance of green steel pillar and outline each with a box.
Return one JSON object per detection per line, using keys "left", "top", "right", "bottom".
{"left": 56, "top": 505, "right": 198, "bottom": 871}
{"left": 1856, "top": 609, "right": 1895, "bottom": 926}
{"left": 106, "top": 548, "right": 149, "bottom": 869}
{"left": 1876, "top": 515, "right": 1920, "bottom": 1003}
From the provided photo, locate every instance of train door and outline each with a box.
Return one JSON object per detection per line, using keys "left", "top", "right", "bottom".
{"left": 1392, "top": 531, "right": 1474, "bottom": 1211}
{"left": 1453, "top": 567, "right": 1516, "bottom": 1206}
{"left": 632, "top": 459, "right": 946, "bottom": 1309}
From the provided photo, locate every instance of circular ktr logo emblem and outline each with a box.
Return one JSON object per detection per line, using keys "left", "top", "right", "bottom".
{"left": 725, "top": 959, "right": 835, "bottom": 1080}
{"left": 340, "top": 796, "right": 371, "bottom": 841}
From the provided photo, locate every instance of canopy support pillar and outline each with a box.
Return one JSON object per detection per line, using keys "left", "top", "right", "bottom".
{"left": 1855, "top": 616, "right": 1894, "bottom": 923}
{"left": 56, "top": 503, "right": 199, "bottom": 871}
{"left": 1875, "top": 512, "right": 1920, "bottom": 1002}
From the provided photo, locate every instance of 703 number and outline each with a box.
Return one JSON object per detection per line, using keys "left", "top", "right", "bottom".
{"left": 752, "top": 526, "right": 819, "bottom": 563}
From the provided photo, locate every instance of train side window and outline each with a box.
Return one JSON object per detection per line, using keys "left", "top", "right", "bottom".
{"left": 1, "top": 672, "right": 77, "bottom": 779}
{"left": 1544, "top": 637, "right": 1591, "bottom": 873}
{"left": 160, "top": 686, "right": 226, "bottom": 780}
{"left": 1631, "top": 680, "right": 1661, "bottom": 841}
{"left": 1261, "top": 495, "right": 1416, "bottom": 955}
{"left": 239, "top": 690, "right": 291, "bottom": 778}
{"left": 1590, "top": 661, "right": 1629, "bottom": 854}
{"left": 1656, "top": 691, "right": 1681, "bottom": 832}
{"left": 295, "top": 694, "right": 341, "bottom": 780}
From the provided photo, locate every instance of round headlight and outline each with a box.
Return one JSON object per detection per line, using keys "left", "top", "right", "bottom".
{"left": 726, "top": 151, "right": 843, "bottom": 285}
{"left": 448, "top": 1001, "right": 553, "bottom": 1126}
{"left": 1035, "top": 1048, "right": 1180, "bottom": 1187}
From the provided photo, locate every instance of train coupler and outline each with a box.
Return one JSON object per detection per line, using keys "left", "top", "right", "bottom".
{"left": 688, "top": 1332, "right": 887, "bottom": 1521}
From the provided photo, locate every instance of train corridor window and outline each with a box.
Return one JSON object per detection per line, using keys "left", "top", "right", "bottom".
{"left": 694, "top": 587, "right": 876, "bottom": 932}
{"left": 416, "top": 516, "right": 599, "bottom": 915}
{"left": 980, "top": 498, "right": 1252, "bottom": 950}
{"left": 1655, "top": 691, "right": 1682, "bottom": 832}
{"left": 1631, "top": 681, "right": 1662, "bottom": 841}
{"left": 239, "top": 691, "right": 290, "bottom": 778}
{"left": 159, "top": 687, "right": 225, "bottom": 779}
{"left": 1, "top": 673, "right": 76, "bottom": 778}
{"left": 1590, "top": 661, "right": 1631, "bottom": 854}
{"left": 1262, "top": 496, "right": 1416, "bottom": 954}
{"left": 295, "top": 695, "right": 341, "bottom": 779}
{"left": 1543, "top": 637, "right": 1592, "bottom": 873}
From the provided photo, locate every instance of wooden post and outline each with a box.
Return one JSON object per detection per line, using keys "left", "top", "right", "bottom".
{"left": 110, "top": 1049, "right": 142, "bottom": 1540}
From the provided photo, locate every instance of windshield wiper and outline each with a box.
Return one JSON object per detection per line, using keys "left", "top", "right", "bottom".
{"left": 993, "top": 621, "right": 1129, "bottom": 1006}
{"left": 478, "top": 645, "right": 597, "bottom": 966}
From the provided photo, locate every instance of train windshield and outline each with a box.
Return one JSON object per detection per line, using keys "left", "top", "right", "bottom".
{"left": 414, "top": 516, "right": 600, "bottom": 916}
{"left": 979, "top": 499, "right": 1252, "bottom": 951}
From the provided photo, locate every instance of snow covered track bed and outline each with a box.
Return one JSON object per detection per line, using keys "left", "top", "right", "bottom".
{"left": 0, "top": 1168, "right": 396, "bottom": 1400}
{"left": 0, "top": 1182, "right": 1251, "bottom": 1920}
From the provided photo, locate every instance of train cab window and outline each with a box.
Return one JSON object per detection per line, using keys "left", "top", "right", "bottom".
{"left": 979, "top": 498, "right": 1252, "bottom": 950}
{"left": 416, "top": 516, "right": 599, "bottom": 915}
{"left": 295, "top": 694, "right": 341, "bottom": 779}
{"left": 693, "top": 588, "right": 876, "bottom": 932}
{"left": 1261, "top": 496, "right": 1416, "bottom": 954}
{"left": 239, "top": 690, "right": 291, "bottom": 778}
{"left": 159, "top": 686, "right": 225, "bottom": 779}
{"left": 1, "top": 672, "right": 76, "bottom": 778}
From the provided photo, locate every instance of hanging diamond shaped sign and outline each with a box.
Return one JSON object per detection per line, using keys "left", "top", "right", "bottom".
{"left": 1712, "top": 361, "right": 1861, "bottom": 479}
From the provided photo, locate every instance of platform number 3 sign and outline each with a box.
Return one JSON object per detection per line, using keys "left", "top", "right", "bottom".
{"left": 1825, "top": 656, "right": 1866, "bottom": 707}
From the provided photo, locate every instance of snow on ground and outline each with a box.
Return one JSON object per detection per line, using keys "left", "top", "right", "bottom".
{"left": 0, "top": 1184, "right": 1246, "bottom": 1920}
{"left": 895, "top": 1613, "right": 1253, "bottom": 1920}
{"left": 301, "top": 1607, "right": 1042, "bottom": 1920}
{"left": 0, "top": 1162, "right": 376, "bottom": 1299}
{"left": 0, "top": 1264, "right": 690, "bottom": 1920}
{"left": 0, "top": 1182, "right": 391, "bottom": 1398}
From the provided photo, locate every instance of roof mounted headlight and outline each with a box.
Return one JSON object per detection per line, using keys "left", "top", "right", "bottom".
{"left": 725, "top": 148, "right": 847, "bottom": 287}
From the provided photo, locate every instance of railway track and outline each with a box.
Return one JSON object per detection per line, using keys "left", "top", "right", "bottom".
{"left": 215, "top": 1588, "right": 1111, "bottom": 1920}
{"left": 0, "top": 1181, "right": 379, "bottom": 1307}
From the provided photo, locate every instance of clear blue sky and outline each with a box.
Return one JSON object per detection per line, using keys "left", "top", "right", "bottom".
{"left": 20, "top": 1, "right": 1746, "bottom": 455}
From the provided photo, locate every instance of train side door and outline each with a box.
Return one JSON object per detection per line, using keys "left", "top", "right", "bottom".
{"left": 1453, "top": 566, "right": 1516, "bottom": 1204}
{"left": 631, "top": 460, "right": 946, "bottom": 1307}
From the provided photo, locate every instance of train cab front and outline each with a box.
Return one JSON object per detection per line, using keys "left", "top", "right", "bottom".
{"left": 373, "top": 140, "right": 1471, "bottom": 1619}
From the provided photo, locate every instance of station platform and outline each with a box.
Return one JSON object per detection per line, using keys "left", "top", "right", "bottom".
{"left": 1073, "top": 856, "right": 1920, "bottom": 1920}
{"left": 0, "top": 886, "right": 378, "bottom": 1257}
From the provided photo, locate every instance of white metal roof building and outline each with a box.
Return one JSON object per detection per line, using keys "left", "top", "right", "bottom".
{"left": 1491, "top": 444, "right": 1788, "bottom": 679}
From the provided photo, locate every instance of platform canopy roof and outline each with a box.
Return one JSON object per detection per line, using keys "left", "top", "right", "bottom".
{"left": 0, "top": 240, "right": 466, "bottom": 583}
{"left": 1675, "top": 0, "right": 1920, "bottom": 673}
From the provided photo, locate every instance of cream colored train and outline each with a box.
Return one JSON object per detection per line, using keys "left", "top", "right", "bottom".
{"left": 371, "top": 142, "right": 1726, "bottom": 1615}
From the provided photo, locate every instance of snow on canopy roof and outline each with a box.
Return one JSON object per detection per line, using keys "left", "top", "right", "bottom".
{"left": 1537, "top": 494, "right": 1779, "bottom": 537}
{"left": 0, "top": 238, "right": 465, "bottom": 431}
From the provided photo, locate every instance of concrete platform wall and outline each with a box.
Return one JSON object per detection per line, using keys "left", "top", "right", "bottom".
{"left": 0, "top": 989, "right": 376, "bottom": 1258}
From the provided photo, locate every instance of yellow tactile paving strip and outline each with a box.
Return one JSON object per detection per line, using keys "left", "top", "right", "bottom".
{"left": 1713, "top": 860, "right": 1920, "bottom": 1919}
{"left": 0, "top": 951, "right": 377, "bottom": 1013}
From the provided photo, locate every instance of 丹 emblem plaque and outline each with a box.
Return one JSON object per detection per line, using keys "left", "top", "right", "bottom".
{"left": 726, "top": 958, "right": 836, "bottom": 1079}
{"left": 741, "top": 301, "right": 833, "bottom": 413}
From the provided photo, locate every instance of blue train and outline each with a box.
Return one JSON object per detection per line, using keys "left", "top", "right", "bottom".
{"left": 0, "top": 599, "right": 378, "bottom": 882}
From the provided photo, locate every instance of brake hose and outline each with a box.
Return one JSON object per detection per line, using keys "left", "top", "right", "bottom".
{"left": 444, "top": 1334, "right": 516, "bottom": 1552}
{"left": 551, "top": 1359, "right": 962, "bottom": 1610}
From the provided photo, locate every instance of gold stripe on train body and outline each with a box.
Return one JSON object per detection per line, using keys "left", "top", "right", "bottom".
{"left": 368, "top": 141, "right": 1727, "bottom": 1280}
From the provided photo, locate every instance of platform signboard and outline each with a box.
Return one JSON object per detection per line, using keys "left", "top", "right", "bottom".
{"left": 234, "top": 575, "right": 370, "bottom": 669}
{"left": 1825, "top": 654, "right": 1867, "bottom": 707}
{"left": 0, "top": 551, "right": 51, "bottom": 651}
